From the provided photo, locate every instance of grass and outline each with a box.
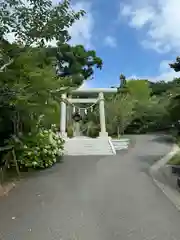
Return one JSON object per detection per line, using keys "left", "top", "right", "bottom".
{"left": 168, "top": 152, "right": 180, "bottom": 165}
{"left": 167, "top": 135, "right": 180, "bottom": 165}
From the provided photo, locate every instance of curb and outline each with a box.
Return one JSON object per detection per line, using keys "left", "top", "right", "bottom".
{"left": 108, "top": 137, "right": 116, "bottom": 155}
{"left": 149, "top": 144, "right": 180, "bottom": 210}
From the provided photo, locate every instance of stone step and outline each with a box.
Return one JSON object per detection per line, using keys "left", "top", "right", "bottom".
{"left": 112, "top": 138, "right": 130, "bottom": 142}
{"left": 111, "top": 139, "right": 130, "bottom": 151}
{"left": 64, "top": 137, "right": 116, "bottom": 156}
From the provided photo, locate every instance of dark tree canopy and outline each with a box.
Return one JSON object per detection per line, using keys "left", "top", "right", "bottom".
{"left": 54, "top": 44, "right": 103, "bottom": 85}
{"left": 169, "top": 57, "right": 180, "bottom": 72}
{"left": 0, "top": 0, "right": 103, "bottom": 149}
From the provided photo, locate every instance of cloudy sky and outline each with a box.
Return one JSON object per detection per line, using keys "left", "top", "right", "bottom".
{"left": 66, "top": 0, "right": 180, "bottom": 88}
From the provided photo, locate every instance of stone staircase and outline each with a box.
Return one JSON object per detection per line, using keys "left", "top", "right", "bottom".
{"left": 111, "top": 138, "right": 130, "bottom": 151}
{"left": 64, "top": 137, "right": 116, "bottom": 156}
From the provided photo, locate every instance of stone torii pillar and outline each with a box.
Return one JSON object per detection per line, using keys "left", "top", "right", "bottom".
{"left": 61, "top": 88, "right": 118, "bottom": 138}
{"left": 98, "top": 92, "right": 108, "bottom": 137}
{"left": 60, "top": 93, "right": 67, "bottom": 138}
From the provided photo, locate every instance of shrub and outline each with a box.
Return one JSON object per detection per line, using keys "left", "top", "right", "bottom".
{"left": 87, "top": 122, "right": 99, "bottom": 138}
{"left": 67, "top": 125, "right": 74, "bottom": 138}
{"left": 8, "top": 124, "right": 65, "bottom": 169}
{"left": 168, "top": 153, "right": 180, "bottom": 165}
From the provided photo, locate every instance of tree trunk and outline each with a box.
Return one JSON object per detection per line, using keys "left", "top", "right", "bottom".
{"left": 117, "top": 125, "right": 120, "bottom": 138}
{"left": 120, "top": 121, "right": 125, "bottom": 136}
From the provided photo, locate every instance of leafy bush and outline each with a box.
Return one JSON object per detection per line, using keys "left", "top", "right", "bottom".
{"left": 67, "top": 125, "right": 74, "bottom": 138}
{"left": 87, "top": 122, "right": 99, "bottom": 138}
{"left": 168, "top": 153, "right": 180, "bottom": 165}
{"left": 8, "top": 124, "right": 65, "bottom": 169}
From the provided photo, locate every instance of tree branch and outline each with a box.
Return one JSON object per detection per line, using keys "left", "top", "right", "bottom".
{"left": 0, "top": 59, "right": 14, "bottom": 72}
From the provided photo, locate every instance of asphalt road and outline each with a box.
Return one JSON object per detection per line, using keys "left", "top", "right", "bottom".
{"left": 0, "top": 134, "right": 180, "bottom": 240}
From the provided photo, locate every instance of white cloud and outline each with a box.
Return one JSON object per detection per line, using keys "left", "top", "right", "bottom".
{"left": 120, "top": 4, "right": 155, "bottom": 29}
{"left": 68, "top": 2, "right": 94, "bottom": 49}
{"left": 155, "top": 60, "right": 180, "bottom": 81}
{"left": 128, "top": 60, "right": 180, "bottom": 82}
{"left": 120, "top": 4, "right": 132, "bottom": 17}
{"left": 49, "top": 1, "right": 94, "bottom": 48}
{"left": 104, "top": 36, "right": 117, "bottom": 48}
{"left": 119, "top": 0, "right": 180, "bottom": 53}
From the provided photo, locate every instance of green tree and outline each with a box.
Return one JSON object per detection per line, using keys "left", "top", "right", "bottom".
{"left": 1, "top": 0, "right": 85, "bottom": 45}
{"left": 0, "top": 0, "right": 104, "bottom": 169}
{"left": 106, "top": 93, "right": 135, "bottom": 137}
{"left": 126, "top": 79, "right": 151, "bottom": 102}
{"left": 167, "top": 87, "right": 180, "bottom": 134}
{"left": 135, "top": 95, "right": 169, "bottom": 132}
{"left": 0, "top": 0, "right": 102, "bottom": 85}
{"left": 149, "top": 81, "right": 170, "bottom": 96}
{"left": 169, "top": 57, "right": 180, "bottom": 72}
{"left": 51, "top": 43, "right": 103, "bottom": 87}
{"left": 0, "top": 0, "right": 103, "bottom": 145}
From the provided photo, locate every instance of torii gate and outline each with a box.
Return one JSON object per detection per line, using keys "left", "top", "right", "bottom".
{"left": 60, "top": 88, "right": 117, "bottom": 138}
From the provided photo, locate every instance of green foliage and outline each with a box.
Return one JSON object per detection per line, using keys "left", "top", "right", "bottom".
{"left": 168, "top": 153, "right": 180, "bottom": 165}
{"left": 126, "top": 79, "right": 151, "bottom": 102}
{"left": 150, "top": 79, "right": 180, "bottom": 96}
{"left": 106, "top": 79, "right": 152, "bottom": 136}
{"left": 86, "top": 121, "right": 99, "bottom": 138}
{"left": 80, "top": 75, "right": 180, "bottom": 137}
{"left": 7, "top": 125, "right": 64, "bottom": 169}
{"left": 0, "top": 0, "right": 86, "bottom": 145}
{"left": 169, "top": 57, "right": 180, "bottom": 72}
{"left": 0, "top": 0, "right": 85, "bottom": 45}
{"left": 67, "top": 125, "right": 74, "bottom": 138}
{"left": 0, "top": 0, "right": 103, "bottom": 169}
{"left": 150, "top": 81, "right": 171, "bottom": 96}
{"left": 0, "top": 86, "right": 15, "bottom": 146}
{"left": 106, "top": 93, "right": 135, "bottom": 136}
{"left": 168, "top": 95, "right": 180, "bottom": 127}
{"left": 81, "top": 58, "right": 180, "bottom": 138}
{"left": 55, "top": 44, "right": 103, "bottom": 85}
{"left": 127, "top": 95, "right": 170, "bottom": 133}
{"left": 0, "top": 45, "right": 65, "bottom": 138}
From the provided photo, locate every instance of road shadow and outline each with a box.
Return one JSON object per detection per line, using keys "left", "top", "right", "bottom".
{"left": 150, "top": 134, "right": 174, "bottom": 144}
{"left": 116, "top": 149, "right": 130, "bottom": 156}
{"left": 137, "top": 154, "right": 167, "bottom": 174}
{"left": 138, "top": 154, "right": 166, "bottom": 166}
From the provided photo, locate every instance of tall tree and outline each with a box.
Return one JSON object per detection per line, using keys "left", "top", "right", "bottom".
{"left": 0, "top": 0, "right": 103, "bottom": 144}
{"left": 52, "top": 44, "right": 102, "bottom": 87}
{"left": 1, "top": 0, "right": 85, "bottom": 45}
{"left": 0, "top": 0, "right": 85, "bottom": 71}
{"left": 1, "top": 0, "right": 103, "bottom": 88}
{"left": 106, "top": 93, "right": 135, "bottom": 137}
{"left": 126, "top": 79, "right": 151, "bottom": 102}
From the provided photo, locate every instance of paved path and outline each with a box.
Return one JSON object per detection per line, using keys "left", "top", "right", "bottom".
{"left": 0, "top": 134, "right": 180, "bottom": 240}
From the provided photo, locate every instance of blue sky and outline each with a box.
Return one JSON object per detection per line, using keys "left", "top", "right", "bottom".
{"left": 68, "top": 0, "right": 180, "bottom": 88}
